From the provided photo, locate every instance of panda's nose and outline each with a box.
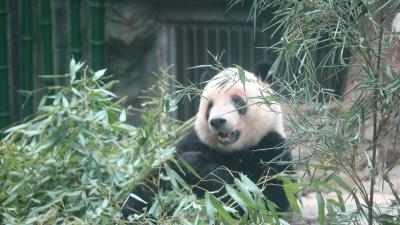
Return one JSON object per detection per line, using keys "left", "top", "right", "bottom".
{"left": 210, "top": 118, "right": 226, "bottom": 129}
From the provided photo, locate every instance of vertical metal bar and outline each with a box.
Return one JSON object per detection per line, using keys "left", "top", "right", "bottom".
{"left": 70, "top": 0, "right": 82, "bottom": 62}
{"left": 21, "top": 0, "right": 34, "bottom": 117}
{"left": 192, "top": 25, "right": 199, "bottom": 116}
{"left": 167, "top": 24, "right": 177, "bottom": 75}
{"left": 227, "top": 27, "right": 231, "bottom": 66}
{"left": 182, "top": 25, "right": 189, "bottom": 120}
{"left": 254, "top": 27, "right": 263, "bottom": 68}
{"left": 216, "top": 27, "right": 220, "bottom": 57}
{"left": 41, "top": 0, "right": 54, "bottom": 85}
{"left": 238, "top": 28, "right": 243, "bottom": 65}
{"left": 250, "top": 28, "right": 254, "bottom": 70}
{"left": 90, "top": 0, "right": 105, "bottom": 71}
{"left": 53, "top": 0, "right": 69, "bottom": 78}
{"left": 192, "top": 25, "right": 198, "bottom": 80}
{"left": 0, "top": 0, "right": 10, "bottom": 128}
{"left": 182, "top": 25, "right": 187, "bottom": 80}
{"left": 204, "top": 26, "right": 208, "bottom": 64}
{"left": 263, "top": 31, "right": 267, "bottom": 61}
{"left": 175, "top": 25, "right": 183, "bottom": 120}
{"left": 8, "top": 0, "right": 20, "bottom": 121}
{"left": 167, "top": 24, "right": 178, "bottom": 119}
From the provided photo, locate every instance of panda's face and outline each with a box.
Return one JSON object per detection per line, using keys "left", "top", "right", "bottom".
{"left": 205, "top": 90, "right": 246, "bottom": 146}
{"left": 195, "top": 68, "right": 285, "bottom": 152}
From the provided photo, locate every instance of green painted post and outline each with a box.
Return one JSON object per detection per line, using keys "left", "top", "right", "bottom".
{"left": 0, "top": 0, "right": 10, "bottom": 128}
{"left": 90, "top": 0, "right": 104, "bottom": 71}
{"left": 21, "top": 0, "right": 34, "bottom": 117}
{"left": 41, "top": 0, "right": 54, "bottom": 86}
{"left": 70, "top": 0, "right": 82, "bottom": 62}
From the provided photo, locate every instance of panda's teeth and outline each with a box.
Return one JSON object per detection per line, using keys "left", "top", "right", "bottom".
{"left": 218, "top": 132, "right": 231, "bottom": 141}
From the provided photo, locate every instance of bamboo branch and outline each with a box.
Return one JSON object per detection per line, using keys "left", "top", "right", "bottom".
{"left": 368, "top": 14, "right": 385, "bottom": 225}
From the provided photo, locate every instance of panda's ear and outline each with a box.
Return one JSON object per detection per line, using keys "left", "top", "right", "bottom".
{"left": 254, "top": 62, "right": 272, "bottom": 82}
{"left": 199, "top": 68, "right": 214, "bottom": 89}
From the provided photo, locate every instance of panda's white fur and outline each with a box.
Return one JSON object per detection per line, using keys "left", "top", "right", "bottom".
{"left": 195, "top": 67, "right": 285, "bottom": 152}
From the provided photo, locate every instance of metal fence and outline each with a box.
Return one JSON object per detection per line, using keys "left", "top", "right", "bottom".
{"left": 0, "top": 0, "right": 348, "bottom": 129}
{"left": 0, "top": 0, "right": 105, "bottom": 129}
{"left": 170, "top": 22, "right": 348, "bottom": 121}
{"left": 171, "top": 23, "right": 272, "bottom": 121}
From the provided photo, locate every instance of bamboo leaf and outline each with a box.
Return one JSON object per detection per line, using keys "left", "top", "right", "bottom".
{"left": 208, "top": 194, "right": 235, "bottom": 224}
{"left": 266, "top": 199, "right": 280, "bottom": 225}
{"left": 205, "top": 193, "right": 215, "bottom": 223}
{"left": 240, "top": 174, "right": 263, "bottom": 196}
{"left": 225, "top": 184, "right": 246, "bottom": 212}
{"left": 119, "top": 109, "right": 126, "bottom": 122}
{"left": 235, "top": 64, "right": 246, "bottom": 92}
{"left": 282, "top": 177, "right": 301, "bottom": 214}
{"left": 178, "top": 156, "right": 202, "bottom": 180}
{"left": 316, "top": 191, "right": 325, "bottom": 225}
{"left": 234, "top": 178, "right": 254, "bottom": 203}
{"left": 93, "top": 68, "right": 107, "bottom": 81}
{"left": 238, "top": 212, "right": 248, "bottom": 225}
{"left": 69, "top": 58, "right": 84, "bottom": 84}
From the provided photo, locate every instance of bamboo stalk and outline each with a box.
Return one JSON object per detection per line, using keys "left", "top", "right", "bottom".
{"left": 90, "top": 0, "right": 105, "bottom": 71}
{"left": 21, "top": 0, "right": 34, "bottom": 117}
{"left": 70, "top": 0, "right": 82, "bottom": 62}
{"left": 41, "top": 0, "right": 54, "bottom": 86}
{"left": 0, "top": 0, "right": 10, "bottom": 128}
{"left": 368, "top": 16, "right": 385, "bottom": 225}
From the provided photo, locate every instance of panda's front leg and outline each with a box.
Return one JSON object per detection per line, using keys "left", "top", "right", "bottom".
{"left": 121, "top": 169, "right": 163, "bottom": 219}
{"left": 121, "top": 150, "right": 233, "bottom": 219}
{"left": 177, "top": 150, "right": 236, "bottom": 201}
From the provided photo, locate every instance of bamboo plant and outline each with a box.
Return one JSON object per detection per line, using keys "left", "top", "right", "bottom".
{"left": 90, "top": 0, "right": 105, "bottom": 71}
{"left": 21, "top": 0, "right": 34, "bottom": 117}
{"left": 41, "top": 0, "right": 54, "bottom": 86}
{"left": 70, "top": 0, "right": 82, "bottom": 62}
{"left": 0, "top": 0, "right": 10, "bottom": 128}
{"left": 243, "top": 0, "right": 400, "bottom": 224}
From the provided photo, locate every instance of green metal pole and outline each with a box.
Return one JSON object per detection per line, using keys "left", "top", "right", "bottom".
{"left": 90, "top": 0, "right": 104, "bottom": 71}
{"left": 70, "top": 0, "right": 82, "bottom": 62}
{"left": 41, "top": 0, "right": 54, "bottom": 86}
{"left": 21, "top": 0, "right": 34, "bottom": 117}
{"left": 0, "top": 0, "right": 10, "bottom": 128}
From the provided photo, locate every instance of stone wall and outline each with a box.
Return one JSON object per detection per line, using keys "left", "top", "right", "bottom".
{"left": 104, "top": 1, "right": 159, "bottom": 124}
{"left": 51, "top": 0, "right": 160, "bottom": 124}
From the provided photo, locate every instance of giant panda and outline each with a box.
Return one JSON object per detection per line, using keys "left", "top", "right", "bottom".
{"left": 121, "top": 66, "right": 294, "bottom": 219}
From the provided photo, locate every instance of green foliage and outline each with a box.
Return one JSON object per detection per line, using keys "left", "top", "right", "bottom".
{"left": 4, "top": 0, "right": 400, "bottom": 224}
{"left": 234, "top": 0, "right": 400, "bottom": 224}
{"left": 0, "top": 59, "right": 297, "bottom": 224}
{"left": 0, "top": 59, "right": 184, "bottom": 224}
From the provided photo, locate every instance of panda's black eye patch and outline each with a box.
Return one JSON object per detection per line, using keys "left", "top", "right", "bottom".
{"left": 205, "top": 101, "right": 213, "bottom": 120}
{"left": 232, "top": 95, "right": 247, "bottom": 115}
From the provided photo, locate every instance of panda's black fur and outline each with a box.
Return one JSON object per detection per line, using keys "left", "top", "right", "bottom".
{"left": 121, "top": 65, "right": 294, "bottom": 219}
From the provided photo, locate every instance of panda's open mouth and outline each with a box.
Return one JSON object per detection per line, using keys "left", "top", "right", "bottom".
{"left": 217, "top": 131, "right": 240, "bottom": 145}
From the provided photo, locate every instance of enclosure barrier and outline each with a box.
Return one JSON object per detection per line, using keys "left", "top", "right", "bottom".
{"left": 0, "top": 0, "right": 105, "bottom": 129}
